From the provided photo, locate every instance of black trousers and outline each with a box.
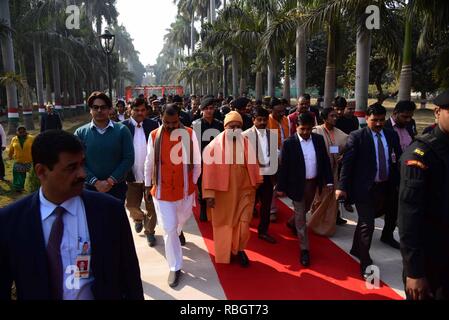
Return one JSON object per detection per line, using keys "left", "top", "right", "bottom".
{"left": 85, "top": 181, "right": 128, "bottom": 203}
{"left": 353, "top": 182, "right": 397, "bottom": 265}
{"left": 197, "top": 174, "right": 207, "bottom": 220}
{"left": 256, "top": 175, "right": 274, "bottom": 235}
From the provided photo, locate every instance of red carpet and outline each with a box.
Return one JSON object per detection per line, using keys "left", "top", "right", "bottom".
{"left": 193, "top": 198, "right": 403, "bottom": 300}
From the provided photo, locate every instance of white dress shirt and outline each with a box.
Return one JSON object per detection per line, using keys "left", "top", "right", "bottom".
{"left": 297, "top": 133, "right": 317, "bottom": 179}
{"left": 256, "top": 128, "right": 270, "bottom": 167}
{"left": 90, "top": 120, "right": 114, "bottom": 135}
{"left": 370, "top": 129, "right": 390, "bottom": 182}
{"left": 39, "top": 188, "right": 94, "bottom": 300}
{"left": 130, "top": 117, "right": 147, "bottom": 183}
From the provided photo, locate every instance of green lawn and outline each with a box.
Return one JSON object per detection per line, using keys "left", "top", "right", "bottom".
{"left": 0, "top": 115, "right": 91, "bottom": 208}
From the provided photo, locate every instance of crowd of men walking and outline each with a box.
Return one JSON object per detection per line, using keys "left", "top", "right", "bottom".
{"left": 0, "top": 89, "right": 448, "bottom": 300}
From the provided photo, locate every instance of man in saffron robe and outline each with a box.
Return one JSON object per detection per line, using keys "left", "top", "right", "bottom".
{"left": 144, "top": 104, "right": 201, "bottom": 288}
{"left": 202, "top": 111, "right": 263, "bottom": 267}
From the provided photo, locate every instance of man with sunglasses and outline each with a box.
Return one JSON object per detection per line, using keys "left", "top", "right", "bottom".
{"left": 74, "top": 91, "right": 134, "bottom": 203}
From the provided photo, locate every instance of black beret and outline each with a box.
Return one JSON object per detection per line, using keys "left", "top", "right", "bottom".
{"left": 433, "top": 90, "right": 449, "bottom": 109}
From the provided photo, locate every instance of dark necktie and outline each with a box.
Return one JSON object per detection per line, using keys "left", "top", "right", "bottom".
{"left": 46, "top": 206, "right": 65, "bottom": 300}
{"left": 137, "top": 123, "right": 142, "bottom": 128}
{"left": 376, "top": 133, "right": 388, "bottom": 181}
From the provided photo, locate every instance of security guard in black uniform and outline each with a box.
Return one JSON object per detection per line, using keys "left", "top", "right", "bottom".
{"left": 398, "top": 89, "right": 449, "bottom": 300}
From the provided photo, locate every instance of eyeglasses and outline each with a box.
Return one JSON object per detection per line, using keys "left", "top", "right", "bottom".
{"left": 91, "top": 105, "right": 109, "bottom": 111}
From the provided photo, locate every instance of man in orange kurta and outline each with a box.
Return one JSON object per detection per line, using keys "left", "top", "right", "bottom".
{"left": 202, "top": 111, "right": 262, "bottom": 267}
{"left": 144, "top": 104, "right": 201, "bottom": 287}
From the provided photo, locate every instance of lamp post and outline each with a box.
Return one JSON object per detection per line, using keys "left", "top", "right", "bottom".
{"left": 99, "top": 29, "right": 115, "bottom": 100}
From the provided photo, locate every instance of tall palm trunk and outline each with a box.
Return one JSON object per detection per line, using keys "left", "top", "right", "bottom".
{"left": 324, "top": 24, "right": 337, "bottom": 108}
{"left": 223, "top": 55, "right": 228, "bottom": 97}
{"left": 296, "top": 25, "right": 306, "bottom": 98}
{"left": 355, "top": 27, "right": 372, "bottom": 127}
{"left": 190, "top": 11, "right": 195, "bottom": 53}
{"left": 0, "top": 0, "right": 19, "bottom": 134}
{"left": 33, "top": 39, "right": 45, "bottom": 119}
{"left": 239, "top": 75, "right": 246, "bottom": 96}
{"left": 231, "top": 49, "right": 238, "bottom": 97}
{"left": 52, "top": 28, "right": 62, "bottom": 117}
{"left": 62, "top": 66, "right": 70, "bottom": 119}
{"left": 255, "top": 71, "right": 263, "bottom": 100}
{"left": 69, "top": 74, "right": 76, "bottom": 117}
{"left": 268, "top": 62, "right": 275, "bottom": 98}
{"left": 19, "top": 56, "right": 34, "bottom": 130}
{"left": 267, "top": 16, "right": 274, "bottom": 97}
{"left": 207, "top": 71, "right": 212, "bottom": 95}
{"left": 45, "top": 57, "right": 52, "bottom": 104}
{"left": 222, "top": 0, "right": 228, "bottom": 97}
{"left": 210, "top": 0, "right": 216, "bottom": 21}
{"left": 283, "top": 55, "right": 291, "bottom": 102}
{"left": 397, "top": 17, "right": 412, "bottom": 102}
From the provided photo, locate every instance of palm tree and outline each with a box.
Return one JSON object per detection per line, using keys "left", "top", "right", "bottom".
{"left": 0, "top": 0, "right": 20, "bottom": 134}
{"left": 86, "top": 0, "right": 118, "bottom": 35}
{"left": 203, "top": 1, "right": 265, "bottom": 98}
{"left": 397, "top": 11, "right": 412, "bottom": 101}
{"left": 280, "top": 0, "right": 402, "bottom": 120}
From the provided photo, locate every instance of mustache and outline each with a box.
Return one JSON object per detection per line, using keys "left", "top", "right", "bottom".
{"left": 73, "top": 178, "right": 85, "bottom": 186}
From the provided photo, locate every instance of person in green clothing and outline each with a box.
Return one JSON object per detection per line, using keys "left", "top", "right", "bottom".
{"left": 74, "top": 91, "right": 134, "bottom": 202}
{"left": 8, "top": 125, "right": 34, "bottom": 192}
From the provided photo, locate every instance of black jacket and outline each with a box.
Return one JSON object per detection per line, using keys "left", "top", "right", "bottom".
{"left": 0, "top": 190, "right": 144, "bottom": 300}
{"left": 192, "top": 118, "right": 224, "bottom": 152}
{"left": 338, "top": 127, "right": 402, "bottom": 203}
{"left": 122, "top": 118, "right": 159, "bottom": 182}
{"left": 398, "top": 127, "right": 449, "bottom": 293}
{"left": 277, "top": 133, "right": 333, "bottom": 202}
{"left": 40, "top": 113, "right": 62, "bottom": 132}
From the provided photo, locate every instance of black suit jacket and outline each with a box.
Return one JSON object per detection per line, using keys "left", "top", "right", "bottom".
{"left": 310, "top": 106, "right": 323, "bottom": 125}
{"left": 384, "top": 118, "right": 417, "bottom": 140}
{"left": 338, "top": 127, "right": 402, "bottom": 203}
{"left": 278, "top": 133, "right": 333, "bottom": 202}
{"left": 40, "top": 113, "right": 62, "bottom": 132}
{"left": 122, "top": 118, "right": 159, "bottom": 183}
{"left": 0, "top": 190, "right": 144, "bottom": 300}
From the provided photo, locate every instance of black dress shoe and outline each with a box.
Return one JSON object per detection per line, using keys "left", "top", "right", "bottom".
{"left": 179, "top": 231, "right": 186, "bottom": 246}
{"left": 168, "top": 270, "right": 182, "bottom": 288}
{"left": 146, "top": 234, "right": 156, "bottom": 247}
{"left": 300, "top": 250, "right": 310, "bottom": 267}
{"left": 336, "top": 217, "right": 348, "bottom": 225}
{"left": 380, "top": 236, "right": 400, "bottom": 249}
{"left": 238, "top": 251, "right": 249, "bottom": 267}
{"left": 360, "top": 264, "right": 374, "bottom": 280}
{"left": 286, "top": 222, "right": 297, "bottom": 235}
{"left": 258, "top": 233, "right": 277, "bottom": 244}
{"left": 134, "top": 221, "right": 143, "bottom": 233}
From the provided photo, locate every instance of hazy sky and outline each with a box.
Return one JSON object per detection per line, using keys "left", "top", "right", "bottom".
{"left": 116, "top": 0, "right": 178, "bottom": 67}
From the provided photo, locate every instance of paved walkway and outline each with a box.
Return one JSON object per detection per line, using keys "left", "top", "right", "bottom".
{"left": 129, "top": 198, "right": 405, "bottom": 300}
